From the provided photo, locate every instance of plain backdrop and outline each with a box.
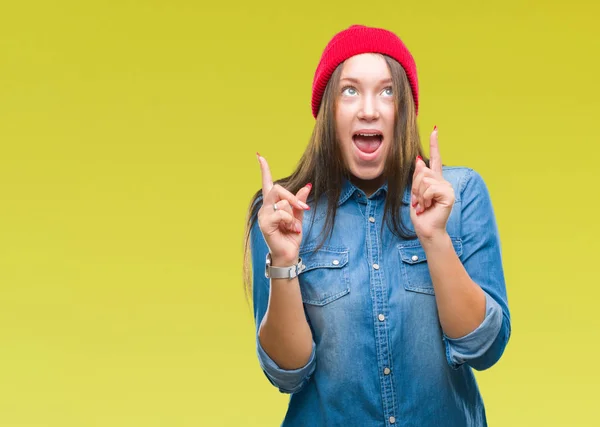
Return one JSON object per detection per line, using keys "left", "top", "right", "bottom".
{"left": 0, "top": 1, "right": 599, "bottom": 426}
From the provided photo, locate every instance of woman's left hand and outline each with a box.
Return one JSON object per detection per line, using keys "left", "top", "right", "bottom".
{"left": 410, "top": 127, "right": 455, "bottom": 241}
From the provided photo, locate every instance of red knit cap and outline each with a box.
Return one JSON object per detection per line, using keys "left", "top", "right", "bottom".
{"left": 311, "top": 25, "right": 419, "bottom": 119}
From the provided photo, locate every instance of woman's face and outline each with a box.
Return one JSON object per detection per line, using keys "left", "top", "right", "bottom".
{"left": 335, "top": 53, "right": 395, "bottom": 191}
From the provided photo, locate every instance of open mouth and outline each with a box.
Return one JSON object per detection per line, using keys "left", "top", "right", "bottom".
{"left": 352, "top": 131, "right": 383, "bottom": 155}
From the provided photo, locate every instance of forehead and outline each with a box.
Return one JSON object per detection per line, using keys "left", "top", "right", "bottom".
{"left": 339, "top": 53, "right": 391, "bottom": 81}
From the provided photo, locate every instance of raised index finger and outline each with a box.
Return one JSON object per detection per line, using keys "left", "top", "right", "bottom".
{"left": 429, "top": 126, "right": 443, "bottom": 175}
{"left": 257, "top": 153, "right": 273, "bottom": 200}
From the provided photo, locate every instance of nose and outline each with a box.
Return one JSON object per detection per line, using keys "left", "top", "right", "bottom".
{"left": 357, "top": 96, "right": 380, "bottom": 121}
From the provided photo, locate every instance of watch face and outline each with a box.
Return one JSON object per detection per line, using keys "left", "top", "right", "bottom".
{"left": 265, "top": 253, "right": 272, "bottom": 278}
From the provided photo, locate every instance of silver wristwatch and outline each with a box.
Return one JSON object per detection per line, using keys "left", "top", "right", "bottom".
{"left": 265, "top": 253, "right": 306, "bottom": 279}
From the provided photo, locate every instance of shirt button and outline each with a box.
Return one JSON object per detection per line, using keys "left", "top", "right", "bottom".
{"left": 369, "top": 216, "right": 375, "bottom": 223}
{"left": 373, "top": 263, "right": 379, "bottom": 270}
{"left": 332, "top": 259, "right": 340, "bottom": 265}
{"left": 411, "top": 255, "right": 419, "bottom": 261}
{"left": 378, "top": 314, "right": 385, "bottom": 322}
{"left": 389, "top": 417, "right": 396, "bottom": 424}
{"left": 384, "top": 367, "right": 391, "bottom": 375}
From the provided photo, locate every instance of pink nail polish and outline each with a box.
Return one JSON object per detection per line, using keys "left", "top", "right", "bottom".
{"left": 306, "top": 183, "right": 312, "bottom": 190}
{"left": 433, "top": 125, "right": 437, "bottom": 131}
{"left": 417, "top": 155, "right": 423, "bottom": 162}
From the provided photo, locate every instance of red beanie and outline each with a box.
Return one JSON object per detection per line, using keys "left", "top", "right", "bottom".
{"left": 311, "top": 25, "right": 419, "bottom": 119}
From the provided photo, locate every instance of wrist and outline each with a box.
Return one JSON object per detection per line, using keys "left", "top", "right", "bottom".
{"left": 270, "top": 253, "right": 300, "bottom": 267}
{"left": 265, "top": 252, "right": 305, "bottom": 281}
{"left": 418, "top": 230, "right": 451, "bottom": 251}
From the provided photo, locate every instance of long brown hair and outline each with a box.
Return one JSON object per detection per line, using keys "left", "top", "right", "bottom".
{"left": 242, "top": 54, "right": 428, "bottom": 301}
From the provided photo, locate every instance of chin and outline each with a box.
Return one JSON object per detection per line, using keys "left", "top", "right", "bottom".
{"left": 349, "top": 165, "right": 385, "bottom": 181}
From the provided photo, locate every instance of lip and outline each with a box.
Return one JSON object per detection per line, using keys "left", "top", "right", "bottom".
{"left": 352, "top": 133, "right": 384, "bottom": 161}
{"left": 353, "top": 128, "right": 383, "bottom": 136}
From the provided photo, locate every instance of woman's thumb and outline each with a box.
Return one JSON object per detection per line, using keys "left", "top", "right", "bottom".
{"left": 296, "top": 183, "right": 312, "bottom": 204}
{"left": 294, "top": 183, "right": 312, "bottom": 222}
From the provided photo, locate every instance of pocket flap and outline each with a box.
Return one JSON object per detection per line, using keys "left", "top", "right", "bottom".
{"left": 398, "top": 242, "right": 428, "bottom": 264}
{"left": 300, "top": 248, "right": 349, "bottom": 273}
{"left": 398, "top": 238, "right": 463, "bottom": 264}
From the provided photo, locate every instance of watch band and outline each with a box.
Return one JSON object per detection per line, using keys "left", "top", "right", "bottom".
{"left": 265, "top": 253, "right": 306, "bottom": 279}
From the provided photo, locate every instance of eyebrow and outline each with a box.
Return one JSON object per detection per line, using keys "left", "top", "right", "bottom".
{"left": 339, "top": 77, "right": 393, "bottom": 84}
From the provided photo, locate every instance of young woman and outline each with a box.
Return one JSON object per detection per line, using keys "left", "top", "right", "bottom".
{"left": 243, "top": 24, "right": 511, "bottom": 427}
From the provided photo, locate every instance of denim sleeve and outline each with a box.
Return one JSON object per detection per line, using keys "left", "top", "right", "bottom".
{"left": 250, "top": 216, "right": 317, "bottom": 394}
{"left": 443, "top": 169, "right": 512, "bottom": 371}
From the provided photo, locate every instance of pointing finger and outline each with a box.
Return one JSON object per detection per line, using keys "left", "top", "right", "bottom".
{"left": 429, "top": 126, "right": 443, "bottom": 176}
{"left": 257, "top": 153, "right": 273, "bottom": 200}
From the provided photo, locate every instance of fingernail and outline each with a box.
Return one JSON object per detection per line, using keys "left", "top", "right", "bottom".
{"left": 296, "top": 224, "right": 302, "bottom": 233}
{"left": 433, "top": 125, "right": 437, "bottom": 131}
{"left": 256, "top": 152, "right": 261, "bottom": 160}
{"left": 417, "top": 155, "right": 423, "bottom": 162}
{"left": 298, "top": 201, "right": 310, "bottom": 210}
{"left": 306, "top": 183, "right": 312, "bottom": 190}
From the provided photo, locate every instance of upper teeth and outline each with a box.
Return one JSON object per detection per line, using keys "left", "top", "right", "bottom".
{"left": 357, "top": 133, "right": 379, "bottom": 137}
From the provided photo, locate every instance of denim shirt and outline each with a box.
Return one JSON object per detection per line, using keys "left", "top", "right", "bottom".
{"left": 250, "top": 166, "right": 511, "bottom": 427}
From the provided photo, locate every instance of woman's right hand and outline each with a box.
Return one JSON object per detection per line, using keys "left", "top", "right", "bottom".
{"left": 257, "top": 153, "right": 312, "bottom": 266}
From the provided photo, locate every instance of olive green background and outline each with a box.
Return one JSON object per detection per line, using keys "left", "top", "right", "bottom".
{"left": 0, "top": 0, "right": 598, "bottom": 425}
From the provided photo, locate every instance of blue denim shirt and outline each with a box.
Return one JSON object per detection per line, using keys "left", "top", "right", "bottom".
{"left": 250, "top": 166, "right": 511, "bottom": 427}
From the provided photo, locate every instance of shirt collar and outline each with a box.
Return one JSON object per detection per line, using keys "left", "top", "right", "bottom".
{"left": 338, "top": 177, "right": 391, "bottom": 206}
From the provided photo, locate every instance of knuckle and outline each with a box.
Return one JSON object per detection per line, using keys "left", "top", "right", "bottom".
{"left": 275, "top": 212, "right": 285, "bottom": 223}
{"left": 272, "top": 184, "right": 283, "bottom": 195}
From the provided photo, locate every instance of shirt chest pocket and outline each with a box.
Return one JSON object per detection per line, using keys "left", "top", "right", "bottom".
{"left": 397, "top": 238, "right": 463, "bottom": 295}
{"left": 298, "top": 247, "right": 350, "bottom": 306}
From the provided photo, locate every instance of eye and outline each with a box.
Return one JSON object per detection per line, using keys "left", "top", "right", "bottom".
{"left": 341, "top": 86, "right": 358, "bottom": 96}
{"left": 382, "top": 87, "right": 393, "bottom": 97}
